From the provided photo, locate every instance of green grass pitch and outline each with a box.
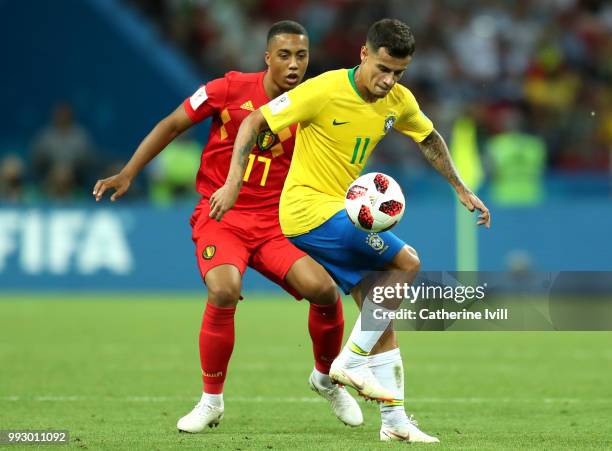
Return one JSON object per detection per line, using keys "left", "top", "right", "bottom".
{"left": 1, "top": 294, "right": 611, "bottom": 450}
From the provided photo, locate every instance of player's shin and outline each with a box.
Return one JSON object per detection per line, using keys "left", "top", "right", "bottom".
{"left": 308, "top": 296, "right": 363, "bottom": 426}
{"left": 177, "top": 302, "right": 234, "bottom": 433}
{"left": 199, "top": 302, "right": 236, "bottom": 404}
{"left": 369, "top": 348, "right": 404, "bottom": 421}
{"left": 370, "top": 348, "right": 439, "bottom": 442}
{"left": 308, "top": 295, "right": 344, "bottom": 388}
{"left": 336, "top": 297, "right": 394, "bottom": 367}
{"left": 328, "top": 295, "right": 397, "bottom": 401}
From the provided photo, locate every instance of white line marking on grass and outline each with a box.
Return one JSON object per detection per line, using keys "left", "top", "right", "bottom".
{"left": 406, "top": 397, "right": 587, "bottom": 404}
{"left": 231, "top": 396, "right": 323, "bottom": 403}
{"left": 35, "top": 396, "right": 85, "bottom": 401}
{"left": 0, "top": 395, "right": 323, "bottom": 403}
{"left": 124, "top": 396, "right": 183, "bottom": 402}
{"left": 1, "top": 395, "right": 611, "bottom": 404}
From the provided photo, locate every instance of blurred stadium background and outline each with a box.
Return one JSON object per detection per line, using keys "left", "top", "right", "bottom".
{"left": 1, "top": 0, "right": 612, "bottom": 288}
{"left": 1, "top": 1, "right": 611, "bottom": 449}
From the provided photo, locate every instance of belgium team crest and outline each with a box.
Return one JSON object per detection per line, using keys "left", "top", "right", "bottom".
{"left": 257, "top": 130, "right": 277, "bottom": 151}
{"left": 202, "top": 245, "right": 216, "bottom": 260}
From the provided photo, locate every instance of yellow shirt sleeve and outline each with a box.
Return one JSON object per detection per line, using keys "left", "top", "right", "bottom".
{"left": 393, "top": 85, "right": 434, "bottom": 143}
{"left": 260, "top": 75, "right": 331, "bottom": 134}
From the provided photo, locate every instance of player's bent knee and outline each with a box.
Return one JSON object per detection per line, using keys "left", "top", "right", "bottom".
{"left": 313, "top": 278, "right": 338, "bottom": 305}
{"left": 298, "top": 274, "right": 338, "bottom": 304}
{"left": 207, "top": 284, "right": 241, "bottom": 307}
{"left": 286, "top": 257, "right": 338, "bottom": 304}
{"left": 391, "top": 245, "right": 421, "bottom": 273}
{"left": 204, "top": 264, "right": 242, "bottom": 307}
{"left": 407, "top": 249, "right": 421, "bottom": 273}
{"left": 300, "top": 273, "right": 338, "bottom": 305}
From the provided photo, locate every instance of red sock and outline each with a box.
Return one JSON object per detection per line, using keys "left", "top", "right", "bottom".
{"left": 308, "top": 296, "right": 344, "bottom": 374}
{"left": 199, "top": 303, "right": 236, "bottom": 394}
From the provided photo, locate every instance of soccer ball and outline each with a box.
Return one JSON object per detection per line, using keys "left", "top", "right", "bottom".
{"left": 345, "top": 172, "right": 405, "bottom": 232}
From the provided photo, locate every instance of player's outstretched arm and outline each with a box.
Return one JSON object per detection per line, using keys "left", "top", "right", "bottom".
{"left": 209, "top": 109, "right": 269, "bottom": 221}
{"left": 92, "top": 105, "right": 194, "bottom": 202}
{"left": 418, "top": 129, "right": 491, "bottom": 228}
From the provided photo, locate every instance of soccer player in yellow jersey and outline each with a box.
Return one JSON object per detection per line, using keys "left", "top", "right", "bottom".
{"left": 211, "top": 18, "right": 491, "bottom": 443}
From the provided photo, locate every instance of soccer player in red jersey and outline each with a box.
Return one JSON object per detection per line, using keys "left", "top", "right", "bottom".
{"left": 93, "top": 21, "right": 362, "bottom": 431}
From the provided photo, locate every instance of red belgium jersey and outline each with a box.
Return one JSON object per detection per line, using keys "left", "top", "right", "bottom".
{"left": 183, "top": 71, "right": 297, "bottom": 216}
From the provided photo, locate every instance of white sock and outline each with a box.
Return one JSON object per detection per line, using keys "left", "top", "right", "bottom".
{"left": 311, "top": 368, "right": 334, "bottom": 389}
{"left": 368, "top": 348, "right": 406, "bottom": 425}
{"left": 337, "top": 308, "right": 393, "bottom": 366}
{"left": 336, "top": 315, "right": 374, "bottom": 366}
{"left": 201, "top": 392, "right": 224, "bottom": 408}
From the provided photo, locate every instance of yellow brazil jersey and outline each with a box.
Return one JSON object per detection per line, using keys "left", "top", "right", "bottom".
{"left": 260, "top": 67, "right": 434, "bottom": 237}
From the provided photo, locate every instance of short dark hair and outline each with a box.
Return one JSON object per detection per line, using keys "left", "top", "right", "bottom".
{"left": 366, "top": 18, "right": 415, "bottom": 58}
{"left": 267, "top": 20, "right": 308, "bottom": 44}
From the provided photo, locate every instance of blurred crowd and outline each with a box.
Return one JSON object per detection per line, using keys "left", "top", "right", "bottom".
{"left": 3, "top": 0, "right": 610, "bottom": 205}
{"left": 0, "top": 101, "right": 192, "bottom": 205}
{"left": 0, "top": 103, "right": 97, "bottom": 204}
{"left": 131, "top": 0, "right": 612, "bottom": 171}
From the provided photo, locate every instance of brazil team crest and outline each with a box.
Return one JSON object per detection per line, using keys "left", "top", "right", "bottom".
{"left": 384, "top": 115, "right": 397, "bottom": 134}
{"left": 366, "top": 233, "right": 388, "bottom": 253}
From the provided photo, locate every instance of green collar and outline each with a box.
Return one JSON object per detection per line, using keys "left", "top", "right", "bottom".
{"left": 348, "top": 66, "right": 364, "bottom": 100}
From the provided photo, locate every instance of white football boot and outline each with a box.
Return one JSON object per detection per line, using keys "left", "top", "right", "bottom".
{"left": 176, "top": 399, "right": 224, "bottom": 433}
{"left": 380, "top": 414, "right": 440, "bottom": 443}
{"left": 329, "top": 358, "right": 395, "bottom": 402}
{"left": 308, "top": 372, "right": 363, "bottom": 426}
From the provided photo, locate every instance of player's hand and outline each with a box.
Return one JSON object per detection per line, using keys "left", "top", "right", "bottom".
{"left": 209, "top": 183, "right": 239, "bottom": 221}
{"left": 457, "top": 188, "right": 491, "bottom": 228}
{"left": 93, "top": 173, "right": 131, "bottom": 202}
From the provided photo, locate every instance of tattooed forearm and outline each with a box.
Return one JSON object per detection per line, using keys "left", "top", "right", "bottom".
{"left": 418, "top": 130, "right": 466, "bottom": 192}
{"left": 226, "top": 110, "right": 266, "bottom": 188}
{"left": 229, "top": 129, "right": 258, "bottom": 187}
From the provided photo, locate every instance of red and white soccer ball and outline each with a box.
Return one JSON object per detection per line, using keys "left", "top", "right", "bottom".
{"left": 345, "top": 172, "right": 405, "bottom": 232}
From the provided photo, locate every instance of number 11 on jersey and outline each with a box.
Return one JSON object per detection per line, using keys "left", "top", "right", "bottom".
{"left": 351, "top": 137, "right": 371, "bottom": 164}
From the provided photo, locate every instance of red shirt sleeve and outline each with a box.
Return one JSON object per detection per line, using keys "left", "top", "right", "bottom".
{"left": 183, "top": 76, "right": 229, "bottom": 123}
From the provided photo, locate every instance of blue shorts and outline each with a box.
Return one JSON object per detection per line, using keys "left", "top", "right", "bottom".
{"left": 289, "top": 210, "right": 406, "bottom": 294}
